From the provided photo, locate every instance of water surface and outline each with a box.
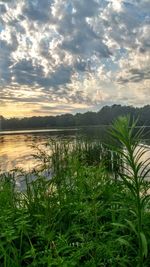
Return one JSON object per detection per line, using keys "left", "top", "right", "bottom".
{"left": 1, "top": 126, "right": 150, "bottom": 173}
{"left": 0, "top": 128, "right": 79, "bottom": 172}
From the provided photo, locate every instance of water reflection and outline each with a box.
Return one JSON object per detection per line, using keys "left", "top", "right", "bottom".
{"left": 0, "top": 130, "right": 78, "bottom": 172}
{"left": 0, "top": 126, "right": 150, "bottom": 173}
{"left": 0, "top": 134, "right": 36, "bottom": 172}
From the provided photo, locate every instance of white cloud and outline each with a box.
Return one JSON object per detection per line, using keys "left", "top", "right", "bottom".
{"left": 0, "top": 0, "right": 149, "bottom": 116}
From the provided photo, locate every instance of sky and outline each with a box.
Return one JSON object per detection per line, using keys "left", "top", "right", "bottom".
{"left": 0, "top": 0, "right": 150, "bottom": 118}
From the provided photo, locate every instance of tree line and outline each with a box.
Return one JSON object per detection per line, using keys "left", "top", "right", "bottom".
{"left": 0, "top": 104, "right": 150, "bottom": 130}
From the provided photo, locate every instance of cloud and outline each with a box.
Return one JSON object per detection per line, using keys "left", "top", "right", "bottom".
{"left": 118, "top": 67, "right": 150, "bottom": 84}
{"left": 0, "top": 0, "right": 150, "bottom": 117}
{"left": 0, "top": 3, "right": 6, "bottom": 14}
{"left": 0, "top": 40, "right": 13, "bottom": 84}
{"left": 22, "top": 0, "right": 54, "bottom": 23}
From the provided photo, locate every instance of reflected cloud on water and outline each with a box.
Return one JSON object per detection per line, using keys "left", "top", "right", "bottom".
{"left": 0, "top": 129, "right": 78, "bottom": 173}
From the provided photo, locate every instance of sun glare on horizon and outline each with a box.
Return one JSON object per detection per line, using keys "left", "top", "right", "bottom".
{"left": 0, "top": 0, "right": 150, "bottom": 118}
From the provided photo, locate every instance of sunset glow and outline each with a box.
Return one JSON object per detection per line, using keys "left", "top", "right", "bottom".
{"left": 0, "top": 0, "right": 150, "bottom": 118}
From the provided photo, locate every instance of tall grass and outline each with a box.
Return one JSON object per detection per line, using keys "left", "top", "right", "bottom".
{"left": 0, "top": 116, "right": 150, "bottom": 266}
{"left": 110, "top": 116, "right": 150, "bottom": 267}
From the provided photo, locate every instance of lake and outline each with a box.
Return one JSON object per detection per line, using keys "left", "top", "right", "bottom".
{"left": 0, "top": 126, "right": 150, "bottom": 173}
{"left": 0, "top": 128, "right": 81, "bottom": 173}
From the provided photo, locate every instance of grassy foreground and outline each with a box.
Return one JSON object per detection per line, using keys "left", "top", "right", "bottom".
{"left": 0, "top": 116, "right": 150, "bottom": 266}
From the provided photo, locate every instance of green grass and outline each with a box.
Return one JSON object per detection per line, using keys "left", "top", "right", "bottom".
{"left": 0, "top": 116, "right": 150, "bottom": 266}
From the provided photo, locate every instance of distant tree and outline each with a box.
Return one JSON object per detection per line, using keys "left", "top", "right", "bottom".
{"left": 1, "top": 105, "right": 150, "bottom": 130}
{"left": 0, "top": 115, "right": 4, "bottom": 130}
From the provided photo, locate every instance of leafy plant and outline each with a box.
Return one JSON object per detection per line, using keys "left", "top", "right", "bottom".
{"left": 110, "top": 116, "right": 150, "bottom": 266}
{"left": 0, "top": 116, "right": 150, "bottom": 266}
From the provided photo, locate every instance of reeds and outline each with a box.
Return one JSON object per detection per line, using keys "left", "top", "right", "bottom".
{"left": 0, "top": 116, "right": 150, "bottom": 266}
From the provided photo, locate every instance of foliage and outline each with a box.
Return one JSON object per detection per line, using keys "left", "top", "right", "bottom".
{"left": 0, "top": 116, "right": 150, "bottom": 266}
{"left": 1, "top": 104, "right": 150, "bottom": 130}
{"left": 109, "top": 116, "right": 150, "bottom": 266}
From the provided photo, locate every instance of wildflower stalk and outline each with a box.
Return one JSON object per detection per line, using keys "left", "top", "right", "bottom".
{"left": 110, "top": 116, "right": 149, "bottom": 267}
